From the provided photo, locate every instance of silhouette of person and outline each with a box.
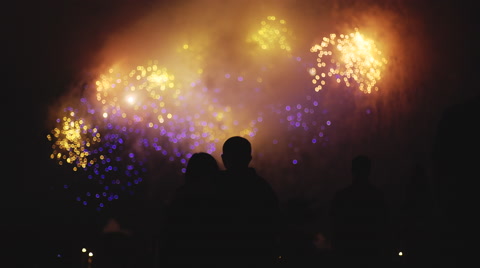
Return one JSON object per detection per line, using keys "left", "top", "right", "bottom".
{"left": 163, "top": 152, "right": 222, "bottom": 267}
{"left": 431, "top": 95, "right": 480, "bottom": 267}
{"left": 93, "top": 216, "right": 136, "bottom": 268}
{"left": 329, "top": 155, "right": 389, "bottom": 268}
{"left": 217, "top": 136, "right": 280, "bottom": 268}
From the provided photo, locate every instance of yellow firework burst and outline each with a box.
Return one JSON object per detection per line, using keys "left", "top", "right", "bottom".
{"left": 47, "top": 109, "right": 100, "bottom": 170}
{"left": 310, "top": 29, "right": 388, "bottom": 94}
{"left": 247, "top": 15, "right": 294, "bottom": 54}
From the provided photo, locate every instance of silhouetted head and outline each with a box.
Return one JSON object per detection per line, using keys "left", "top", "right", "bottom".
{"left": 351, "top": 155, "right": 371, "bottom": 183}
{"left": 185, "top": 152, "right": 219, "bottom": 183}
{"left": 221, "top": 136, "right": 252, "bottom": 171}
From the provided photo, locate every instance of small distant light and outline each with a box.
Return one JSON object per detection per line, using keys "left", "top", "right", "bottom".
{"left": 398, "top": 251, "right": 403, "bottom": 256}
{"left": 88, "top": 252, "right": 93, "bottom": 257}
{"left": 82, "top": 248, "right": 87, "bottom": 253}
{"left": 57, "top": 254, "right": 62, "bottom": 258}
{"left": 292, "top": 159, "right": 298, "bottom": 165}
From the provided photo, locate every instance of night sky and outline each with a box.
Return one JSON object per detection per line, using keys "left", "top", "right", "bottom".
{"left": 10, "top": 0, "right": 480, "bottom": 241}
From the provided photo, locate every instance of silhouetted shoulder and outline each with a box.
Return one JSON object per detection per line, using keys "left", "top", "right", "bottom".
{"left": 219, "top": 168, "right": 278, "bottom": 205}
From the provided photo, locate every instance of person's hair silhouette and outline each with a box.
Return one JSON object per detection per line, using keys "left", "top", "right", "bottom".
{"left": 185, "top": 152, "right": 219, "bottom": 184}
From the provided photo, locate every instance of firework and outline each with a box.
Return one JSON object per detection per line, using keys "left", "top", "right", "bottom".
{"left": 46, "top": 16, "right": 390, "bottom": 210}
{"left": 310, "top": 29, "right": 388, "bottom": 94}
{"left": 47, "top": 59, "right": 264, "bottom": 209}
{"left": 247, "top": 15, "right": 294, "bottom": 55}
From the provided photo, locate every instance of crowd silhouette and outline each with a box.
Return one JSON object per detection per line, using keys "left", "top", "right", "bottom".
{"left": 160, "top": 138, "right": 392, "bottom": 268}
{"left": 20, "top": 94, "right": 478, "bottom": 267}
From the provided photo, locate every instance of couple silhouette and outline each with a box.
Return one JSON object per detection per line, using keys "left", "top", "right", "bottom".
{"left": 163, "top": 136, "right": 279, "bottom": 268}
